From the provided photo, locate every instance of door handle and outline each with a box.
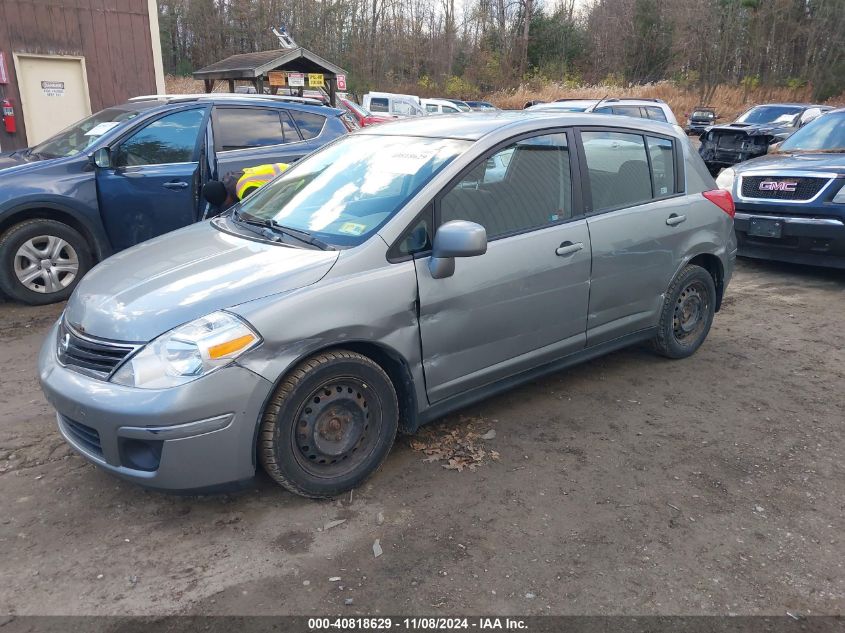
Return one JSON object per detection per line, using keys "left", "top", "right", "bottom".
{"left": 163, "top": 181, "right": 189, "bottom": 190}
{"left": 666, "top": 214, "right": 687, "bottom": 226}
{"left": 555, "top": 241, "right": 584, "bottom": 256}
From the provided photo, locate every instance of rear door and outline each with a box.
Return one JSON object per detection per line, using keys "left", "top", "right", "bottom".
{"left": 578, "top": 128, "right": 701, "bottom": 344}
{"left": 96, "top": 107, "right": 208, "bottom": 251}
{"left": 414, "top": 131, "right": 591, "bottom": 402}
{"left": 213, "top": 106, "right": 304, "bottom": 176}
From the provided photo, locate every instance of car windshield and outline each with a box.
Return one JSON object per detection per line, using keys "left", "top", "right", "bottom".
{"left": 451, "top": 102, "right": 472, "bottom": 112}
{"left": 736, "top": 105, "right": 803, "bottom": 126}
{"left": 344, "top": 99, "right": 372, "bottom": 118}
{"left": 779, "top": 112, "right": 845, "bottom": 152}
{"left": 692, "top": 110, "right": 714, "bottom": 118}
{"left": 30, "top": 107, "right": 141, "bottom": 158}
{"left": 237, "top": 134, "right": 471, "bottom": 247}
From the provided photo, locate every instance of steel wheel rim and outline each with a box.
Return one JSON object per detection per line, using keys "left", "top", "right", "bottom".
{"left": 290, "top": 377, "right": 382, "bottom": 478}
{"left": 673, "top": 280, "right": 709, "bottom": 343}
{"left": 13, "top": 235, "right": 79, "bottom": 294}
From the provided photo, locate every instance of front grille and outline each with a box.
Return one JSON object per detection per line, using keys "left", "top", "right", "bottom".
{"left": 61, "top": 416, "right": 103, "bottom": 458}
{"left": 57, "top": 321, "right": 138, "bottom": 380}
{"left": 714, "top": 132, "right": 756, "bottom": 150}
{"left": 741, "top": 176, "right": 830, "bottom": 201}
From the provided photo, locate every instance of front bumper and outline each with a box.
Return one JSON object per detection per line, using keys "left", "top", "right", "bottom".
{"left": 38, "top": 321, "right": 274, "bottom": 491}
{"left": 734, "top": 204, "right": 845, "bottom": 269}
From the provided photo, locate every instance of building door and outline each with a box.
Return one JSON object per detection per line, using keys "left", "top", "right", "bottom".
{"left": 13, "top": 54, "right": 91, "bottom": 146}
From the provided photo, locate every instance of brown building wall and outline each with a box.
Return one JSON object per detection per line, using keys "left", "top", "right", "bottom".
{"left": 0, "top": 0, "right": 159, "bottom": 150}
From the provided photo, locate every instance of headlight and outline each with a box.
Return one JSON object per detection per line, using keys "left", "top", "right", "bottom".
{"left": 715, "top": 167, "right": 735, "bottom": 192}
{"left": 111, "top": 311, "right": 260, "bottom": 389}
{"left": 833, "top": 183, "right": 845, "bottom": 204}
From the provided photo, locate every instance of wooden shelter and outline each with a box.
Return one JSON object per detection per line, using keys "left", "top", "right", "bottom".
{"left": 192, "top": 48, "right": 347, "bottom": 107}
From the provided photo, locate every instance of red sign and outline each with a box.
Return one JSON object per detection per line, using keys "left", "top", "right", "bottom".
{"left": 0, "top": 53, "right": 9, "bottom": 85}
{"left": 336, "top": 74, "right": 347, "bottom": 91}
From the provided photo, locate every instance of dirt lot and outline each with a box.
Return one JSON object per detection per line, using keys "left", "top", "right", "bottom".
{"left": 1, "top": 258, "right": 843, "bottom": 616}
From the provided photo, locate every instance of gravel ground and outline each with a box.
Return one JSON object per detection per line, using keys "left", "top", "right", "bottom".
{"left": 0, "top": 258, "right": 843, "bottom": 616}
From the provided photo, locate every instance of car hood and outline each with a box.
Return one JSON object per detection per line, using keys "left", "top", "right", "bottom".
{"left": 64, "top": 220, "right": 340, "bottom": 342}
{"left": 0, "top": 149, "right": 51, "bottom": 174}
{"left": 707, "top": 122, "right": 794, "bottom": 136}
{"left": 734, "top": 151, "right": 845, "bottom": 174}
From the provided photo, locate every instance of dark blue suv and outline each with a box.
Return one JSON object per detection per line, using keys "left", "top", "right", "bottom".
{"left": 0, "top": 95, "right": 352, "bottom": 304}
{"left": 716, "top": 108, "right": 845, "bottom": 269}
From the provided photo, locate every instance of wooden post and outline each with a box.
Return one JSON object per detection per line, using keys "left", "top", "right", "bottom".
{"left": 227, "top": 79, "right": 235, "bottom": 93}
{"left": 203, "top": 79, "right": 213, "bottom": 93}
{"left": 256, "top": 77, "right": 265, "bottom": 95}
{"left": 328, "top": 77, "right": 337, "bottom": 107}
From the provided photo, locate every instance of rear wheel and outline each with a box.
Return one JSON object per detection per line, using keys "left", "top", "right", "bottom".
{"left": 652, "top": 264, "right": 716, "bottom": 359}
{"left": 258, "top": 349, "right": 399, "bottom": 498}
{"left": 0, "top": 219, "right": 93, "bottom": 305}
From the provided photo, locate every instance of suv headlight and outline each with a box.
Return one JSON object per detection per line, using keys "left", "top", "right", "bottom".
{"left": 111, "top": 311, "right": 260, "bottom": 389}
{"left": 715, "top": 167, "right": 735, "bottom": 192}
{"left": 833, "top": 183, "right": 845, "bottom": 204}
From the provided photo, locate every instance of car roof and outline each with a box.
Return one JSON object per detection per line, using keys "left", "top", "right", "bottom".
{"left": 356, "top": 110, "right": 680, "bottom": 141}
{"left": 126, "top": 94, "right": 341, "bottom": 116}
{"left": 747, "top": 103, "right": 832, "bottom": 109}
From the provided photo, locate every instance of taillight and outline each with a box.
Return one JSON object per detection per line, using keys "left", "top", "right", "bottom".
{"left": 702, "top": 189, "right": 735, "bottom": 218}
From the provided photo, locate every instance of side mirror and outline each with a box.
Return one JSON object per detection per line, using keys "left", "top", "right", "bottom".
{"left": 428, "top": 220, "right": 487, "bottom": 279}
{"left": 202, "top": 180, "right": 228, "bottom": 207}
{"left": 92, "top": 147, "right": 111, "bottom": 169}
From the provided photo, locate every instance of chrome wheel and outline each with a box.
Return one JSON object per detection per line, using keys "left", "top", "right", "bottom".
{"left": 673, "top": 280, "right": 709, "bottom": 343}
{"left": 13, "top": 235, "right": 79, "bottom": 294}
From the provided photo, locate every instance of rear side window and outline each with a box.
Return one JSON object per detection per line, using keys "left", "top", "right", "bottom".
{"left": 581, "top": 131, "right": 651, "bottom": 211}
{"left": 291, "top": 111, "right": 326, "bottom": 140}
{"left": 645, "top": 106, "right": 668, "bottom": 122}
{"left": 426, "top": 104, "right": 439, "bottom": 113}
{"left": 213, "top": 108, "right": 286, "bottom": 152}
{"left": 116, "top": 108, "right": 205, "bottom": 167}
{"left": 369, "top": 98, "right": 389, "bottom": 113}
{"left": 393, "top": 102, "right": 416, "bottom": 116}
{"left": 443, "top": 105, "right": 458, "bottom": 113}
{"left": 647, "top": 136, "right": 676, "bottom": 196}
{"left": 612, "top": 105, "right": 644, "bottom": 118}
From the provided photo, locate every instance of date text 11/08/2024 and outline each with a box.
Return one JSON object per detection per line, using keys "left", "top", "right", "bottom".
{"left": 307, "top": 617, "right": 528, "bottom": 630}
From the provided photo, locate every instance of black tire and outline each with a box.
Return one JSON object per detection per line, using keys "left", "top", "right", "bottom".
{"left": 652, "top": 264, "right": 717, "bottom": 359}
{"left": 0, "top": 219, "right": 93, "bottom": 305}
{"left": 258, "top": 349, "right": 399, "bottom": 498}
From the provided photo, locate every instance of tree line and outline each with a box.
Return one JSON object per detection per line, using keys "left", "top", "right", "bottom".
{"left": 158, "top": 0, "right": 845, "bottom": 101}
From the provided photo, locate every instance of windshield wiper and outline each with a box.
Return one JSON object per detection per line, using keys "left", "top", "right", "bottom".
{"left": 232, "top": 209, "right": 334, "bottom": 250}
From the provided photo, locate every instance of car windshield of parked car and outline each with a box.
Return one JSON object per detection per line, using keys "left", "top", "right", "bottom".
{"left": 736, "top": 105, "right": 803, "bottom": 126}
{"left": 779, "top": 112, "right": 845, "bottom": 152}
{"left": 692, "top": 110, "right": 714, "bottom": 118}
{"left": 30, "top": 107, "right": 140, "bottom": 158}
{"left": 237, "top": 134, "right": 471, "bottom": 247}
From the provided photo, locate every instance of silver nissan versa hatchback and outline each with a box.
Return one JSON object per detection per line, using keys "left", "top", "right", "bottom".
{"left": 38, "top": 112, "right": 737, "bottom": 498}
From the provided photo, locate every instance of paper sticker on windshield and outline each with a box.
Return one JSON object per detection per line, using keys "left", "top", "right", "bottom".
{"left": 338, "top": 222, "right": 367, "bottom": 236}
{"left": 379, "top": 150, "right": 435, "bottom": 175}
{"left": 85, "top": 122, "right": 121, "bottom": 137}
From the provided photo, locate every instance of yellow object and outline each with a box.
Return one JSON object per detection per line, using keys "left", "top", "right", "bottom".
{"left": 308, "top": 73, "right": 324, "bottom": 87}
{"left": 208, "top": 334, "right": 256, "bottom": 359}
{"left": 236, "top": 162, "right": 290, "bottom": 200}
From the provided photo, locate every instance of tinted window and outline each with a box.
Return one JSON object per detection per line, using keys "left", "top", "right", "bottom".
{"left": 647, "top": 136, "right": 676, "bottom": 196}
{"left": 736, "top": 105, "right": 803, "bottom": 126}
{"left": 291, "top": 111, "right": 326, "bottom": 139}
{"left": 582, "top": 131, "right": 651, "bottom": 211}
{"left": 116, "top": 108, "right": 205, "bottom": 167}
{"left": 426, "top": 104, "right": 439, "bottom": 113}
{"left": 443, "top": 105, "right": 459, "bottom": 113}
{"left": 612, "top": 105, "right": 644, "bottom": 118}
{"left": 369, "top": 98, "right": 389, "bottom": 113}
{"left": 214, "top": 108, "right": 286, "bottom": 152}
{"left": 780, "top": 111, "right": 845, "bottom": 151}
{"left": 441, "top": 133, "right": 572, "bottom": 239}
{"left": 645, "top": 106, "right": 668, "bottom": 122}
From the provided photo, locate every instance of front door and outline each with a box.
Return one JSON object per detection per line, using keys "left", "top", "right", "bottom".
{"left": 415, "top": 131, "right": 591, "bottom": 402}
{"left": 96, "top": 107, "right": 208, "bottom": 251}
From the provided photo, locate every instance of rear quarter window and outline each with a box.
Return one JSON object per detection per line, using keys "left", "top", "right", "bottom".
{"left": 645, "top": 106, "right": 668, "bottom": 122}
{"left": 291, "top": 111, "right": 326, "bottom": 140}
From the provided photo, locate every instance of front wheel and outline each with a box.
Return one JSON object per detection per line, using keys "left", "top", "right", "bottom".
{"left": 0, "top": 219, "right": 93, "bottom": 305}
{"left": 652, "top": 264, "right": 717, "bottom": 359}
{"left": 258, "top": 349, "right": 399, "bottom": 498}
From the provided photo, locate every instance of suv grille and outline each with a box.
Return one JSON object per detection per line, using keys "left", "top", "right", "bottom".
{"left": 56, "top": 321, "right": 138, "bottom": 380}
{"left": 61, "top": 416, "right": 103, "bottom": 458}
{"left": 741, "top": 176, "right": 830, "bottom": 201}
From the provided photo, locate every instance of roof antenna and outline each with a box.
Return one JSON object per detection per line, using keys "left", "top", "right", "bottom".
{"left": 271, "top": 25, "right": 298, "bottom": 49}
{"left": 588, "top": 94, "right": 609, "bottom": 113}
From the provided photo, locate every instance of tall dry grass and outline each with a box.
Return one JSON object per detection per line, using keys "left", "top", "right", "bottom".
{"left": 165, "top": 74, "right": 843, "bottom": 121}
{"left": 488, "top": 81, "right": 844, "bottom": 121}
